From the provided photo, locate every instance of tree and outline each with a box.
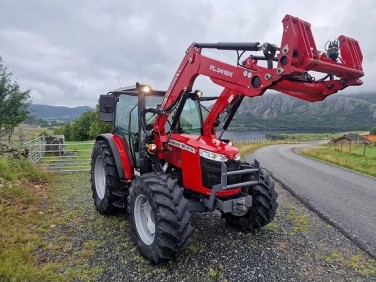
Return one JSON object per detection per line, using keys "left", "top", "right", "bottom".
{"left": 0, "top": 57, "right": 31, "bottom": 143}
{"left": 370, "top": 127, "right": 376, "bottom": 135}
{"left": 72, "top": 111, "right": 96, "bottom": 141}
{"left": 73, "top": 109, "right": 111, "bottom": 141}
{"left": 53, "top": 107, "right": 111, "bottom": 141}
{"left": 88, "top": 105, "right": 111, "bottom": 139}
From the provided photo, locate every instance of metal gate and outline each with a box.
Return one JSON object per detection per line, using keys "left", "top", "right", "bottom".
{"left": 24, "top": 136, "right": 94, "bottom": 172}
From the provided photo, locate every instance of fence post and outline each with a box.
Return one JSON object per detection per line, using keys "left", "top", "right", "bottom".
{"left": 363, "top": 144, "right": 366, "bottom": 156}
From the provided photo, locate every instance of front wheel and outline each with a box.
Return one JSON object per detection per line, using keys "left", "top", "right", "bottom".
{"left": 128, "top": 173, "right": 192, "bottom": 264}
{"left": 91, "top": 139, "right": 127, "bottom": 214}
{"left": 224, "top": 167, "right": 278, "bottom": 231}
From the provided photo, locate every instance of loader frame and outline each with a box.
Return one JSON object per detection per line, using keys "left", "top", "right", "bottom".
{"left": 98, "top": 14, "right": 364, "bottom": 213}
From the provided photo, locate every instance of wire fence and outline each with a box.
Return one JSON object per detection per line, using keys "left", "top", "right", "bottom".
{"left": 329, "top": 142, "right": 376, "bottom": 157}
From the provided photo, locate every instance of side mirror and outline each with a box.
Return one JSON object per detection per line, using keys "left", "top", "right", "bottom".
{"left": 99, "top": 95, "right": 116, "bottom": 122}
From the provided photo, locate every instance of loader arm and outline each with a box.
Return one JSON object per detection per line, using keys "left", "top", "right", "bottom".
{"left": 153, "top": 14, "right": 364, "bottom": 145}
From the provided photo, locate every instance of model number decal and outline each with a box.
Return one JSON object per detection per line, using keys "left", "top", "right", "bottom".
{"left": 169, "top": 140, "right": 196, "bottom": 154}
{"left": 210, "top": 65, "right": 233, "bottom": 77}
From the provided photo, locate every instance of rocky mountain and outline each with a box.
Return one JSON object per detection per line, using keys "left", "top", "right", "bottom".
{"left": 231, "top": 92, "right": 376, "bottom": 131}
{"left": 28, "top": 92, "right": 376, "bottom": 131}
{"left": 29, "top": 104, "right": 94, "bottom": 121}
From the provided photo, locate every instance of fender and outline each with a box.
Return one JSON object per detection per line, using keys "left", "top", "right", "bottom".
{"left": 96, "top": 133, "right": 134, "bottom": 181}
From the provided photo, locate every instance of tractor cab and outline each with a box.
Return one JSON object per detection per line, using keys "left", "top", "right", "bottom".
{"left": 99, "top": 85, "right": 165, "bottom": 167}
{"left": 99, "top": 84, "right": 223, "bottom": 168}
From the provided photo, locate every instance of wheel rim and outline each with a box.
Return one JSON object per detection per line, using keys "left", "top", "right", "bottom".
{"left": 134, "top": 194, "right": 155, "bottom": 245}
{"left": 94, "top": 155, "right": 106, "bottom": 200}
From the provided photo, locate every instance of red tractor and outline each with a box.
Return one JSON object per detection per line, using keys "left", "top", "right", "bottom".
{"left": 91, "top": 15, "right": 364, "bottom": 263}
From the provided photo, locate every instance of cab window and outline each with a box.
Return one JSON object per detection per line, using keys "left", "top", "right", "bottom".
{"left": 165, "top": 99, "right": 202, "bottom": 135}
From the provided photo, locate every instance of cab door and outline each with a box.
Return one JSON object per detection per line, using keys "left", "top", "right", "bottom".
{"left": 113, "top": 94, "right": 140, "bottom": 166}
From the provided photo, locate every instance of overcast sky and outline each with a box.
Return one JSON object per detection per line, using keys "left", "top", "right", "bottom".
{"left": 0, "top": 0, "right": 375, "bottom": 107}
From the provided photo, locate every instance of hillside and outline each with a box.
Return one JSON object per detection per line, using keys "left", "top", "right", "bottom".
{"left": 30, "top": 104, "right": 94, "bottom": 121}
{"left": 28, "top": 92, "right": 376, "bottom": 131}
{"left": 231, "top": 92, "right": 376, "bottom": 131}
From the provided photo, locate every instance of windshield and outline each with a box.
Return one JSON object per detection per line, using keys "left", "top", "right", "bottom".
{"left": 165, "top": 98, "right": 203, "bottom": 135}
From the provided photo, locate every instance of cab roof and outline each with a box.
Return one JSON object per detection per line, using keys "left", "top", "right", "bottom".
{"left": 108, "top": 85, "right": 166, "bottom": 97}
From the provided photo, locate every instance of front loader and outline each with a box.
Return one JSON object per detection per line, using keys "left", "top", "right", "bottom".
{"left": 91, "top": 15, "right": 364, "bottom": 263}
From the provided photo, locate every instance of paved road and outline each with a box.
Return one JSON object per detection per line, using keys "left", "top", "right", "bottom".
{"left": 246, "top": 144, "right": 376, "bottom": 257}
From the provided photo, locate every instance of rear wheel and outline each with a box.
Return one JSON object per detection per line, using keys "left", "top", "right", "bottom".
{"left": 91, "top": 139, "right": 127, "bottom": 214}
{"left": 128, "top": 173, "right": 192, "bottom": 264}
{"left": 224, "top": 165, "right": 278, "bottom": 231}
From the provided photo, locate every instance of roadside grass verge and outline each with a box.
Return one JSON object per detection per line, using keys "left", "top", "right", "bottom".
{"left": 235, "top": 140, "right": 299, "bottom": 157}
{"left": 234, "top": 131, "right": 349, "bottom": 157}
{"left": 0, "top": 157, "right": 49, "bottom": 182}
{"left": 0, "top": 157, "right": 100, "bottom": 281}
{"left": 0, "top": 157, "right": 60, "bottom": 281}
{"left": 324, "top": 252, "right": 376, "bottom": 276}
{"left": 302, "top": 145, "right": 376, "bottom": 177}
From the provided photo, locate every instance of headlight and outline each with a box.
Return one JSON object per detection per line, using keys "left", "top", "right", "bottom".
{"left": 199, "top": 149, "right": 228, "bottom": 162}
{"left": 234, "top": 153, "right": 241, "bottom": 161}
{"left": 141, "top": 85, "right": 151, "bottom": 93}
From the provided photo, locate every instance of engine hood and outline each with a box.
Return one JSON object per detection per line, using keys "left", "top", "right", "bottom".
{"left": 170, "top": 133, "right": 239, "bottom": 160}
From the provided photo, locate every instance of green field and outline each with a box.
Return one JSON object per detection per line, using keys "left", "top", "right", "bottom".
{"left": 11, "top": 124, "right": 55, "bottom": 145}
{"left": 303, "top": 144, "right": 376, "bottom": 177}
{"left": 281, "top": 131, "right": 366, "bottom": 142}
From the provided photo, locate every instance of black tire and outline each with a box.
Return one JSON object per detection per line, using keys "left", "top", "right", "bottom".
{"left": 90, "top": 139, "right": 127, "bottom": 214}
{"left": 224, "top": 164, "right": 278, "bottom": 231}
{"left": 128, "top": 172, "right": 192, "bottom": 264}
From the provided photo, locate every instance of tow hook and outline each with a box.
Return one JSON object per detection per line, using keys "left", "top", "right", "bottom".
{"left": 233, "top": 198, "right": 247, "bottom": 213}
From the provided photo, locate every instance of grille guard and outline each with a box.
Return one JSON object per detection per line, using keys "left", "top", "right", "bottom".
{"left": 202, "top": 159, "right": 261, "bottom": 213}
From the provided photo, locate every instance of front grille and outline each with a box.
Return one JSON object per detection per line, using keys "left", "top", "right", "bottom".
{"left": 200, "top": 157, "right": 241, "bottom": 189}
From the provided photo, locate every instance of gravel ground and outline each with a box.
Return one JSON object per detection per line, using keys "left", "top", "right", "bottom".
{"left": 38, "top": 172, "right": 376, "bottom": 281}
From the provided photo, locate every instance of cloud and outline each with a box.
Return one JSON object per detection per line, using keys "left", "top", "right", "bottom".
{"left": 0, "top": 0, "right": 374, "bottom": 107}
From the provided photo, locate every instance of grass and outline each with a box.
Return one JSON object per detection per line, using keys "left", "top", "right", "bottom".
{"left": 235, "top": 140, "right": 299, "bottom": 157}
{"left": 0, "top": 157, "right": 61, "bottom": 281}
{"left": 325, "top": 251, "right": 376, "bottom": 276}
{"left": 39, "top": 141, "right": 94, "bottom": 171}
{"left": 303, "top": 144, "right": 376, "bottom": 177}
{"left": 283, "top": 131, "right": 365, "bottom": 142}
{"left": 0, "top": 157, "right": 49, "bottom": 182}
{"left": 11, "top": 124, "right": 55, "bottom": 145}
{"left": 0, "top": 157, "right": 102, "bottom": 281}
{"left": 233, "top": 131, "right": 363, "bottom": 157}
{"left": 287, "top": 207, "right": 309, "bottom": 234}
